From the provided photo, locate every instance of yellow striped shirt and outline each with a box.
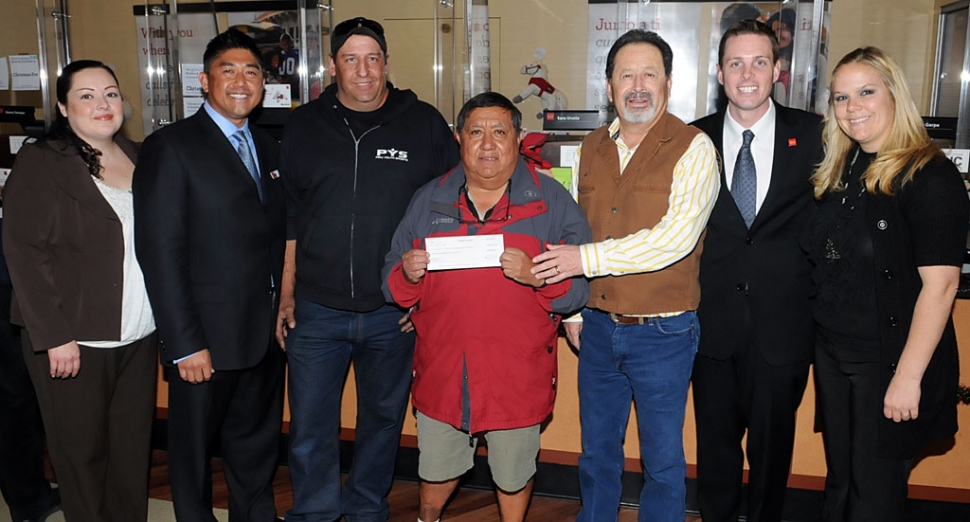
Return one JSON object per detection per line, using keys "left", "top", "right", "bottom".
{"left": 568, "top": 118, "right": 720, "bottom": 318}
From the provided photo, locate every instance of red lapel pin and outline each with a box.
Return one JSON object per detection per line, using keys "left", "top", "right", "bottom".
{"left": 788, "top": 138, "right": 797, "bottom": 147}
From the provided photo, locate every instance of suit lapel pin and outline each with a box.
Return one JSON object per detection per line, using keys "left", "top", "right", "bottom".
{"left": 269, "top": 169, "right": 280, "bottom": 179}
{"left": 788, "top": 138, "right": 797, "bottom": 147}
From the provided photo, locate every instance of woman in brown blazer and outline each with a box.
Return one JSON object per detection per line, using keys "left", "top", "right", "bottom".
{"left": 2, "top": 60, "right": 158, "bottom": 522}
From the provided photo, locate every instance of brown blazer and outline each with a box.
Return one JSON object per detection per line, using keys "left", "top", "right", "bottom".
{"left": 2, "top": 136, "right": 139, "bottom": 351}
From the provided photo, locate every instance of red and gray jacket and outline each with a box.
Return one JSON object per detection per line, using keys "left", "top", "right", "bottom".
{"left": 382, "top": 160, "right": 590, "bottom": 433}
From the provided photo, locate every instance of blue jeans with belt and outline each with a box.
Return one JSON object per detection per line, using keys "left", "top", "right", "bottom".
{"left": 285, "top": 300, "right": 414, "bottom": 522}
{"left": 576, "top": 308, "right": 699, "bottom": 522}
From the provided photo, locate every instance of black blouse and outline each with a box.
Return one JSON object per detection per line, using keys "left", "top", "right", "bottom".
{"left": 811, "top": 148, "right": 882, "bottom": 348}
{"left": 810, "top": 149, "right": 967, "bottom": 458}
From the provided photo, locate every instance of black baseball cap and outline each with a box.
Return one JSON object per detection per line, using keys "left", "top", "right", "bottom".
{"left": 331, "top": 17, "right": 387, "bottom": 56}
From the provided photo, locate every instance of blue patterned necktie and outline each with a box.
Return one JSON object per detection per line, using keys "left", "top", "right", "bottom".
{"left": 232, "top": 129, "right": 263, "bottom": 202}
{"left": 732, "top": 129, "right": 756, "bottom": 228}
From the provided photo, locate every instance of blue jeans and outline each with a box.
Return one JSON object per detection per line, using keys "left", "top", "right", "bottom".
{"left": 285, "top": 301, "right": 414, "bottom": 522}
{"left": 576, "top": 309, "right": 699, "bottom": 522}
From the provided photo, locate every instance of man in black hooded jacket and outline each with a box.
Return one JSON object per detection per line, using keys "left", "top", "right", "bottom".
{"left": 277, "top": 16, "right": 459, "bottom": 522}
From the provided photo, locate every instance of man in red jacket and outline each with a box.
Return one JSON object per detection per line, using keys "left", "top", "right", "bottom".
{"left": 383, "top": 92, "right": 590, "bottom": 522}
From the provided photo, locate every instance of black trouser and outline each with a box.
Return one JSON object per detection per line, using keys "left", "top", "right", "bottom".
{"left": 0, "top": 285, "right": 57, "bottom": 521}
{"left": 23, "top": 331, "right": 158, "bottom": 522}
{"left": 166, "top": 346, "right": 285, "bottom": 522}
{"left": 814, "top": 334, "right": 910, "bottom": 522}
{"left": 692, "top": 336, "right": 810, "bottom": 522}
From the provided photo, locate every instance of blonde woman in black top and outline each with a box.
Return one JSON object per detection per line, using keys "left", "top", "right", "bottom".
{"left": 809, "top": 47, "right": 967, "bottom": 522}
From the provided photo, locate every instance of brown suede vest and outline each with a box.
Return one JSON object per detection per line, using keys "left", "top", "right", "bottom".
{"left": 578, "top": 112, "right": 706, "bottom": 315}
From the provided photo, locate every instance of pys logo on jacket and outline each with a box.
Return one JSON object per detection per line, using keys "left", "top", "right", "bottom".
{"left": 375, "top": 148, "right": 409, "bottom": 162}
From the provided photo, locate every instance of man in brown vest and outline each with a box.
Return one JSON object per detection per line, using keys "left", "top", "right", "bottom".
{"left": 532, "top": 30, "right": 719, "bottom": 522}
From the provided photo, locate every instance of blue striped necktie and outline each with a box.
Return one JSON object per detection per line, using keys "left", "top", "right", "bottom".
{"left": 232, "top": 129, "right": 263, "bottom": 202}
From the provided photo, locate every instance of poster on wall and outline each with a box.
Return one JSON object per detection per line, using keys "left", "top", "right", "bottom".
{"left": 134, "top": 13, "right": 215, "bottom": 136}
{"left": 226, "top": 11, "right": 321, "bottom": 103}
{"left": 705, "top": 2, "right": 828, "bottom": 115}
{"left": 9, "top": 55, "right": 41, "bottom": 91}
{"left": 180, "top": 62, "right": 205, "bottom": 117}
{"left": 134, "top": 6, "right": 322, "bottom": 136}
{"left": 586, "top": 1, "right": 701, "bottom": 122}
{"left": 466, "top": 0, "right": 492, "bottom": 99}
{"left": 0, "top": 58, "right": 9, "bottom": 91}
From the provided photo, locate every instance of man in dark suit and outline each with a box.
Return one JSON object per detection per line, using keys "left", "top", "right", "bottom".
{"left": 134, "top": 29, "right": 286, "bottom": 521}
{"left": 690, "top": 20, "right": 822, "bottom": 522}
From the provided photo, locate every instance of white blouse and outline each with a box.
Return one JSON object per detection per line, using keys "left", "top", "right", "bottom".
{"left": 80, "top": 178, "right": 155, "bottom": 348}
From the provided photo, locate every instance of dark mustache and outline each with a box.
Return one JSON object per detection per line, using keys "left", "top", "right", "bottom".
{"left": 624, "top": 92, "right": 652, "bottom": 103}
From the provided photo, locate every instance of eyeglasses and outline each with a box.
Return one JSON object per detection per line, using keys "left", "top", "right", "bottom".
{"left": 332, "top": 17, "right": 385, "bottom": 40}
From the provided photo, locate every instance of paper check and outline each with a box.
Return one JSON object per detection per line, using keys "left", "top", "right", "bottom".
{"left": 425, "top": 234, "right": 505, "bottom": 271}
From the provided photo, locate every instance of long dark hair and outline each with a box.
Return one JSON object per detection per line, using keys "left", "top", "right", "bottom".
{"left": 40, "top": 60, "right": 122, "bottom": 178}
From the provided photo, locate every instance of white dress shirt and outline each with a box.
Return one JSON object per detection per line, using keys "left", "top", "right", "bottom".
{"left": 723, "top": 100, "right": 776, "bottom": 213}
